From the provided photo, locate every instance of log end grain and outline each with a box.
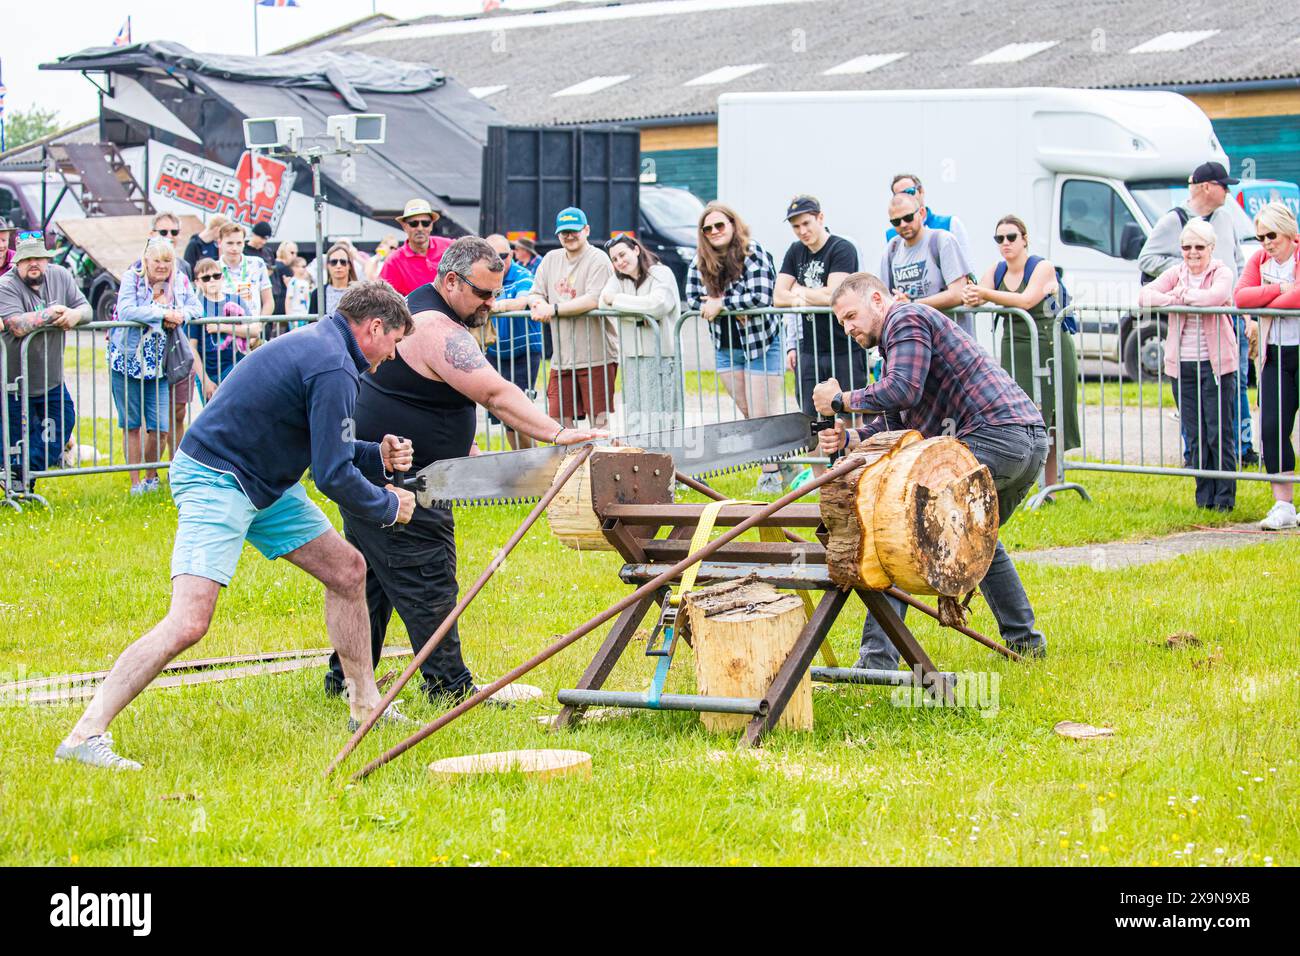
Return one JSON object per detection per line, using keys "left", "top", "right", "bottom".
{"left": 428, "top": 749, "right": 593, "bottom": 782}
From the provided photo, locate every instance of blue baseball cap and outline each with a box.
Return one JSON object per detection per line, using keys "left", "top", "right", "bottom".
{"left": 554, "top": 207, "right": 588, "bottom": 235}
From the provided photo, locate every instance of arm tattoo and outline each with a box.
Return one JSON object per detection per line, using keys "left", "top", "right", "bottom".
{"left": 444, "top": 329, "right": 488, "bottom": 372}
{"left": 2, "top": 309, "right": 50, "bottom": 337}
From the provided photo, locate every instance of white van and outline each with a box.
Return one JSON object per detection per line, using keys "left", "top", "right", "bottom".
{"left": 717, "top": 87, "right": 1253, "bottom": 378}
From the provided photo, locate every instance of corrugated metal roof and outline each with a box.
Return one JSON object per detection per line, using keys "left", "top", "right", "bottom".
{"left": 326, "top": 0, "right": 1298, "bottom": 126}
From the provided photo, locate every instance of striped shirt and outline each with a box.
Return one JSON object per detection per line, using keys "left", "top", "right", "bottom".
{"left": 849, "top": 302, "right": 1042, "bottom": 440}
{"left": 685, "top": 242, "right": 779, "bottom": 360}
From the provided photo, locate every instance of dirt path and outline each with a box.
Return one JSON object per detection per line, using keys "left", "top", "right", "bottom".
{"left": 1014, "top": 522, "right": 1297, "bottom": 569}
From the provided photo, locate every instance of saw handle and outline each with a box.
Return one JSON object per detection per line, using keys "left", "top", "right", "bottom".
{"left": 388, "top": 451, "right": 427, "bottom": 532}
{"left": 811, "top": 416, "right": 843, "bottom": 465}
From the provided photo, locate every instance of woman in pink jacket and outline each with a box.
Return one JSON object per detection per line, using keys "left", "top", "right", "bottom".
{"left": 1138, "top": 219, "right": 1238, "bottom": 511}
{"left": 1234, "top": 201, "right": 1300, "bottom": 530}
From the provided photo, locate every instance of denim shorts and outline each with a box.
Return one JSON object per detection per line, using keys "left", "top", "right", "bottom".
{"left": 169, "top": 451, "right": 333, "bottom": 585}
{"left": 110, "top": 370, "right": 170, "bottom": 432}
{"left": 715, "top": 336, "right": 784, "bottom": 374}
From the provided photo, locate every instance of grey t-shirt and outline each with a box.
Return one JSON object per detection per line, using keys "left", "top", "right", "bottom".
{"left": 880, "top": 228, "right": 971, "bottom": 332}
{"left": 0, "top": 263, "right": 88, "bottom": 393}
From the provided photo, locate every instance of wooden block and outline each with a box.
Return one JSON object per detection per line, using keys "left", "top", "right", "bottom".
{"left": 428, "top": 749, "right": 593, "bottom": 782}
{"left": 684, "top": 577, "right": 812, "bottom": 734}
{"left": 547, "top": 445, "right": 645, "bottom": 551}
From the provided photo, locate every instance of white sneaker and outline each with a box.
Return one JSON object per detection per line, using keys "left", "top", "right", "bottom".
{"left": 1259, "top": 501, "right": 1297, "bottom": 531}
{"left": 55, "top": 733, "right": 142, "bottom": 771}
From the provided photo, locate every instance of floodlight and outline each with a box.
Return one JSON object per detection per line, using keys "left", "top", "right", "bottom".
{"left": 243, "top": 116, "right": 304, "bottom": 151}
{"left": 327, "top": 113, "right": 387, "bottom": 146}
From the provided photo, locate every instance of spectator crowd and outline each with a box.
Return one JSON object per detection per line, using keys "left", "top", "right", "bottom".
{"left": 1, "top": 163, "right": 1297, "bottom": 529}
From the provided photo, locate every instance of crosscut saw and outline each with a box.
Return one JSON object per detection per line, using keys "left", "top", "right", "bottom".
{"left": 405, "top": 413, "right": 814, "bottom": 508}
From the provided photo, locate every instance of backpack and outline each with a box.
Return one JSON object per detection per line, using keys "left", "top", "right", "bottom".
{"left": 994, "top": 255, "right": 1077, "bottom": 333}
{"left": 1140, "top": 207, "right": 1192, "bottom": 285}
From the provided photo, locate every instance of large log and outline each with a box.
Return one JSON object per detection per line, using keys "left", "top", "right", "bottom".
{"left": 821, "top": 430, "right": 998, "bottom": 597}
{"left": 683, "top": 577, "right": 812, "bottom": 734}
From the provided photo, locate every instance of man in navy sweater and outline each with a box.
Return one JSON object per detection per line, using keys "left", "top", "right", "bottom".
{"left": 57, "top": 282, "right": 419, "bottom": 770}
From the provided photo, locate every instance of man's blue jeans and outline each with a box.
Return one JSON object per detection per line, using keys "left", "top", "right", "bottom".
{"left": 7, "top": 381, "right": 76, "bottom": 480}
{"left": 1234, "top": 316, "right": 1254, "bottom": 455}
{"left": 857, "top": 423, "right": 1050, "bottom": 669}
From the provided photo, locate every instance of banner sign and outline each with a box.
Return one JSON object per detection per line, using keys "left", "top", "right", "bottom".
{"left": 153, "top": 149, "right": 297, "bottom": 231}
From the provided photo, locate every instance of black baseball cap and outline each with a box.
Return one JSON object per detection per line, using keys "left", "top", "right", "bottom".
{"left": 1189, "top": 161, "right": 1239, "bottom": 188}
{"left": 251, "top": 221, "right": 274, "bottom": 239}
{"left": 784, "top": 195, "right": 821, "bottom": 221}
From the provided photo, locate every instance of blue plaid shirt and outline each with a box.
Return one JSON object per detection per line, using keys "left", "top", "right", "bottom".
{"left": 849, "top": 303, "right": 1042, "bottom": 441}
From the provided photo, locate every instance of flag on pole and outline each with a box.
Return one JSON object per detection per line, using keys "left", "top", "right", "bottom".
{"left": 257, "top": 0, "right": 300, "bottom": 7}
{"left": 112, "top": 17, "right": 132, "bottom": 46}
{"left": 0, "top": 59, "right": 7, "bottom": 153}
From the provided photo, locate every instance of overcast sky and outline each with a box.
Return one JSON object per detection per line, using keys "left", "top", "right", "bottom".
{"left": 1, "top": 0, "right": 583, "bottom": 130}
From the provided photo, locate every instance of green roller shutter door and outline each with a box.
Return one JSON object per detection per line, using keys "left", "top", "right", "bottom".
{"left": 1214, "top": 115, "right": 1300, "bottom": 186}
{"left": 642, "top": 148, "right": 718, "bottom": 201}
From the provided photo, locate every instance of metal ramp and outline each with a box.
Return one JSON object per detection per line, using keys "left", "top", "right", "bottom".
{"left": 47, "top": 143, "right": 152, "bottom": 217}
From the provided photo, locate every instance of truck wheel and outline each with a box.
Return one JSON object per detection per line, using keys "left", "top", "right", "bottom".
{"left": 95, "top": 291, "right": 117, "bottom": 325}
{"left": 1122, "top": 318, "right": 1165, "bottom": 383}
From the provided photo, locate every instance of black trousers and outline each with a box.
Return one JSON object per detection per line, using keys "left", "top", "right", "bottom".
{"left": 1174, "top": 361, "right": 1237, "bottom": 511}
{"left": 1260, "top": 345, "right": 1299, "bottom": 474}
{"left": 325, "top": 508, "right": 473, "bottom": 701}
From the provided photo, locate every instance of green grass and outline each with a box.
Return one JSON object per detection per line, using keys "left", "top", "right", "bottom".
{"left": 0, "top": 468, "right": 1294, "bottom": 866}
{"left": 1081, "top": 381, "right": 1259, "bottom": 410}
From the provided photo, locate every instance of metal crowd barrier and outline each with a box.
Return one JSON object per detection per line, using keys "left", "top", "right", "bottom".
{"left": 1052, "top": 302, "right": 1300, "bottom": 503}
{"left": 9, "top": 314, "right": 317, "bottom": 502}
{"left": 1, "top": 335, "right": 18, "bottom": 510}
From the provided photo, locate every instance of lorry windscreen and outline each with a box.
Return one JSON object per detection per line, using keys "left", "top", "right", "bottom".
{"left": 1128, "top": 178, "right": 1260, "bottom": 246}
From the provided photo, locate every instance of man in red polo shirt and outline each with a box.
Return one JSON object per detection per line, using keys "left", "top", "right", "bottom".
{"left": 379, "top": 198, "right": 455, "bottom": 296}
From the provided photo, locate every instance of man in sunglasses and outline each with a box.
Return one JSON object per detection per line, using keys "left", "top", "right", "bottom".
{"left": 379, "top": 198, "right": 455, "bottom": 297}
{"left": 0, "top": 233, "right": 91, "bottom": 490}
{"left": 884, "top": 173, "right": 973, "bottom": 268}
{"left": 323, "top": 236, "right": 605, "bottom": 707}
{"left": 485, "top": 233, "right": 543, "bottom": 449}
{"left": 881, "top": 192, "right": 974, "bottom": 335}
{"left": 147, "top": 212, "right": 192, "bottom": 280}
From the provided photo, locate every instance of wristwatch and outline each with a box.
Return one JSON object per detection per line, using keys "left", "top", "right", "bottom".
{"left": 830, "top": 392, "right": 844, "bottom": 414}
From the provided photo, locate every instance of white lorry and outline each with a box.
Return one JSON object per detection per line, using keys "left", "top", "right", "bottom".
{"left": 717, "top": 87, "right": 1256, "bottom": 379}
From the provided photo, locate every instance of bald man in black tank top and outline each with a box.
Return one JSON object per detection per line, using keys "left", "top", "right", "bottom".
{"left": 326, "top": 237, "right": 605, "bottom": 704}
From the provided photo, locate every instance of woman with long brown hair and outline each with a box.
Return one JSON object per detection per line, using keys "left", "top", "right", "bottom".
{"left": 684, "top": 201, "right": 784, "bottom": 492}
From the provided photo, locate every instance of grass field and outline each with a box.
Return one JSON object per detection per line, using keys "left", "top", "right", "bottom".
{"left": 0, "top": 467, "right": 1294, "bottom": 866}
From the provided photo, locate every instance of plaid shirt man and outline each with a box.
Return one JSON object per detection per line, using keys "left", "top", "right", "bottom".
{"left": 848, "top": 302, "right": 1042, "bottom": 442}
{"left": 685, "top": 242, "right": 780, "bottom": 360}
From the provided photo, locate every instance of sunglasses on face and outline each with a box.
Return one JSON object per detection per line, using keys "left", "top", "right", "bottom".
{"left": 1256, "top": 231, "right": 1279, "bottom": 243}
{"left": 198, "top": 273, "right": 222, "bottom": 282}
{"left": 454, "top": 272, "right": 498, "bottom": 300}
{"left": 405, "top": 219, "right": 434, "bottom": 229}
{"left": 701, "top": 221, "right": 730, "bottom": 235}
{"left": 1181, "top": 244, "right": 1208, "bottom": 252}
{"left": 17, "top": 230, "right": 43, "bottom": 243}
{"left": 994, "top": 233, "right": 1021, "bottom": 244}
{"left": 896, "top": 186, "right": 919, "bottom": 196}
{"left": 498, "top": 251, "right": 511, "bottom": 261}
{"left": 328, "top": 258, "right": 350, "bottom": 266}
{"left": 889, "top": 212, "right": 917, "bottom": 228}
{"left": 154, "top": 228, "right": 181, "bottom": 237}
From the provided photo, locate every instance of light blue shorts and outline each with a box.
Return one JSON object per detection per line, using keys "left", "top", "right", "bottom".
{"left": 169, "top": 451, "right": 333, "bottom": 586}
{"left": 110, "top": 370, "right": 170, "bottom": 432}
{"left": 714, "top": 336, "right": 785, "bottom": 374}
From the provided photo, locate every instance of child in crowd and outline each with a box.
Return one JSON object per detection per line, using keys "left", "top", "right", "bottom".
{"left": 187, "top": 257, "right": 262, "bottom": 402}
{"left": 286, "top": 256, "right": 313, "bottom": 325}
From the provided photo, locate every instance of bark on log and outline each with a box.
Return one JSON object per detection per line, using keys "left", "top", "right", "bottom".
{"left": 684, "top": 577, "right": 811, "bottom": 734}
{"left": 821, "top": 431, "right": 998, "bottom": 597}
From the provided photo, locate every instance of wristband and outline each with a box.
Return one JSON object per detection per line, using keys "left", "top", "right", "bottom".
{"left": 553, "top": 426, "right": 565, "bottom": 443}
{"left": 830, "top": 391, "right": 844, "bottom": 414}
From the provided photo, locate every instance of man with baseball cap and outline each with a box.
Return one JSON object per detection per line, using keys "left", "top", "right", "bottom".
{"left": 1140, "top": 161, "right": 1244, "bottom": 283}
{"left": 0, "top": 232, "right": 91, "bottom": 488}
{"left": 526, "top": 206, "right": 617, "bottom": 429}
{"left": 379, "top": 198, "right": 456, "bottom": 296}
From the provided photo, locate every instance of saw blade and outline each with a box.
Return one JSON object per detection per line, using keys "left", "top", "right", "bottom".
{"left": 415, "top": 413, "right": 814, "bottom": 507}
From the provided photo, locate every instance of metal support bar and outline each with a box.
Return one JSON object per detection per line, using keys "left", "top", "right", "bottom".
{"left": 811, "top": 666, "right": 957, "bottom": 687}
{"left": 556, "top": 688, "right": 766, "bottom": 716}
